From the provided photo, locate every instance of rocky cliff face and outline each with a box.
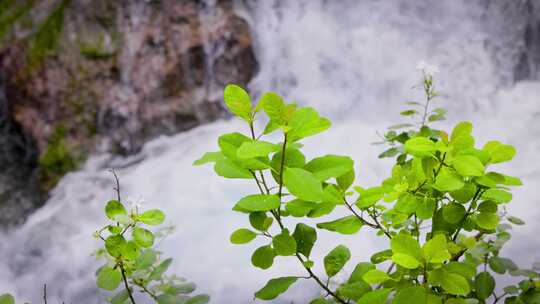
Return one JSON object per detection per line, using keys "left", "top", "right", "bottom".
{"left": 0, "top": 0, "right": 258, "bottom": 228}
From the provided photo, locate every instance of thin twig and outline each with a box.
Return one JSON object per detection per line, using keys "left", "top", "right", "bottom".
{"left": 109, "top": 168, "right": 121, "bottom": 202}
{"left": 43, "top": 284, "right": 47, "bottom": 304}
{"left": 119, "top": 263, "right": 136, "bottom": 304}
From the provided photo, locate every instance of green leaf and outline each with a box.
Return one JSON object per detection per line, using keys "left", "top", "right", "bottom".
{"left": 337, "top": 170, "right": 355, "bottom": 190}
{"left": 348, "top": 262, "right": 376, "bottom": 283}
{"left": 391, "top": 234, "right": 422, "bottom": 261}
{"left": 233, "top": 194, "right": 280, "bottom": 212}
{"left": 451, "top": 122, "right": 473, "bottom": 142}
{"left": 292, "top": 223, "right": 317, "bottom": 258}
{"left": 185, "top": 295, "right": 210, "bottom": 304}
{"left": 337, "top": 281, "right": 371, "bottom": 301}
{"left": 370, "top": 249, "right": 393, "bottom": 264}
{"left": 307, "top": 202, "right": 336, "bottom": 218}
{"left": 362, "top": 269, "right": 392, "bottom": 284}
{"left": 97, "top": 266, "right": 122, "bottom": 291}
{"left": 135, "top": 250, "right": 157, "bottom": 269}
{"left": 105, "top": 200, "right": 127, "bottom": 221}
{"left": 481, "top": 189, "right": 512, "bottom": 204}
{"left": 193, "top": 151, "right": 225, "bottom": 165}
{"left": 218, "top": 132, "right": 251, "bottom": 160}
{"left": 272, "top": 230, "right": 297, "bottom": 256}
{"left": 392, "top": 252, "right": 421, "bottom": 269}
{"left": 405, "top": 137, "right": 436, "bottom": 157}
{"left": 392, "top": 286, "right": 441, "bottom": 304}
{"left": 441, "top": 272, "right": 470, "bottom": 296}
{"left": 501, "top": 174, "right": 523, "bottom": 186}
{"left": 324, "top": 245, "right": 351, "bottom": 277}
{"left": 378, "top": 147, "right": 400, "bottom": 158}
{"left": 355, "top": 186, "right": 385, "bottom": 209}
{"left": 171, "top": 282, "right": 196, "bottom": 294}
{"left": 249, "top": 212, "right": 273, "bottom": 231}
{"left": 433, "top": 168, "right": 464, "bottom": 192}
{"left": 477, "top": 201, "right": 498, "bottom": 213}
{"left": 156, "top": 294, "right": 180, "bottom": 304}
{"left": 223, "top": 84, "right": 251, "bottom": 121}
{"left": 475, "top": 272, "right": 495, "bottom": 300}
{"left": 283, "top": 168, "right": 323, "bottom": 201}
{"left": 287, "top": 107, "right": 331, "bottom": 141}
{"left": 489, "top": 143, "right": 516, "bottom": 163}
{"left": 357, "top": 288, "right": 391, "bottom": 304}
{"left": 254, "top": 277, "right": 298, "bottom": 300}
{"left": 149, "top": 258, "right": 172, "bottom": 281}
{"left": 0, "top": 294, "right": 14, "bottom": 304}
{"left": 316, "top": 216, "right": 362, "bottom": 235}
{"left": 304, "top": 155, "right": 354, "bottom": 181}
{"left": 503, "top": 286, "right": 520, "bottom": 294}
{"left": 139, "top": 209, "right": 165, "bottom": 225}
{"left": 214, "top": 159, "right": 253, "bottom": 179}
{"left": 442, "top": 203, "right": 466, "bottom": 224}
{"left": 132, "top": 227, "right": 155, "bottom": 248}
{"left": 105, "top": 235, "right": 127, "bottom": 257}
{"left": 237, "top": 141, "right": 280, "bottom": 159}
{"left": 444, "top": 261, "right": 477, "bottom": 279}
{"left": 422, "top": 234, "right": 450, "bottom": 263}
{"left": 120, "top": 241, "right": 140, "bottom": 260}
{"left": 395, "top": 194, "right": 419, "bottom": 215}
{"left": 453, "top": 155, "right": 485, "bottom": 177}
{"left": 286, "top": 200, "right": 317, "bottom": 217}
{"left": 476, "top": 212, "right": 499, "bottom": 230}
{"left": 507, "top": 216, "right": 525, "bottom": 225}
{"left": 260, "top": 92, "right": 286, "bottom": 124}
{"left": 251, "top": 245, "right": 275, "bottom": 270}
{"left": 489, "top": 257, "right": 507, "bottom": 274}
{"left": 111, "top": 290, "right": 129, "bottom": 304}
{"left": 416, "top": 197, "right": 436, "bottom": 220}
{"left": 450, "top": 182, "right": 477, "bottom": 203}
{"left": 230, "top": 228, "right": 257, "bottom": 244}
{"left": 400, "top": 109, "right": 418, "bottom": 116}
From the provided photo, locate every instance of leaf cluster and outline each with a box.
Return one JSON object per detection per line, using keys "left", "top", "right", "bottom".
{"left": 196, "top": 77, "right": 539, "bottom": 303}
{"left": 93, "top": 173, "right": 209, "bottom": 304}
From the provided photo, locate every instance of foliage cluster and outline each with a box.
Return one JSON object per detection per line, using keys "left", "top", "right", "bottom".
{"left": 195, "top": 70, "right": 539, "bottom": 303}
{"left": 92, "top": 171, "right": 210, "bottom": 304}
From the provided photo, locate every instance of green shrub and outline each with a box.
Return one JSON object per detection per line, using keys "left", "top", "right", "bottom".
{"left": 93, "top": 170, "right": 209, "bottom": 304}
{"left": 196, "top": 69, "right": 539, "bottom": 303}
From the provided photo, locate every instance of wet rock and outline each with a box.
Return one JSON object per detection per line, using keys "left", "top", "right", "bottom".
{"left": 0, "top": 73, "right": 42, "bottom": 228}
{"left": 0, "top": 0, "right": 259, "bottom": 227}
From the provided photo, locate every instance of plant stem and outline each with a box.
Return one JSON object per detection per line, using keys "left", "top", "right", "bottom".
{"left": 246, "top": 131, "right": 347, "bottom": 304}
{"left": 134, "top": 281, "right": 158, "bottom": 301}
{"left": 294, "top": 253, "right": 347, "bottom": 304}
{"left": 452, "top": 189, "right": 483, "bottom": 242}
{"left": 43, "top": 284, "right": 47, "bottom": 304}
{"left": 119, "top": 262, "right": 136, "bottom": 304}
{"left": 110, "top": 168, "right": 121, "bottom": 202}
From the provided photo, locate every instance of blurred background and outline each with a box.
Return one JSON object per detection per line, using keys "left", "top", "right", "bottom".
{"left": 0, "top": 0, "right": 539, "bottom": 303}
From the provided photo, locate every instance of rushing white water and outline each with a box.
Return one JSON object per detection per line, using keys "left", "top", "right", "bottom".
{"left": 2, "top": 1, "right": 540, "bottom": 303}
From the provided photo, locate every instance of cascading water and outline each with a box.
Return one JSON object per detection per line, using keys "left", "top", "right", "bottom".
{"left": 1, "top": 1, "right": 539, "bottom": 303}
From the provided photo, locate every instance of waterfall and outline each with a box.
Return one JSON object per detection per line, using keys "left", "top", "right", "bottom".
{"left": 1, "top": 1, "right": 539, "bottom": 303}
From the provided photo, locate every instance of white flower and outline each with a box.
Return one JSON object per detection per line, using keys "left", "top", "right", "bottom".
{"left": 126, "top": 196, "right": 145, "bottom": 211}
{"left": 425, "top": 64, "right": 440, "bottom": 77}
{"left": 416, "top": 60, "right": 440, "bottom": 77}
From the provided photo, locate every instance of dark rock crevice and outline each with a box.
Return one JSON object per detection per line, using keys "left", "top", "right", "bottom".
{"left": 0, "top": 72, "right": 42, "bottom": 228}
